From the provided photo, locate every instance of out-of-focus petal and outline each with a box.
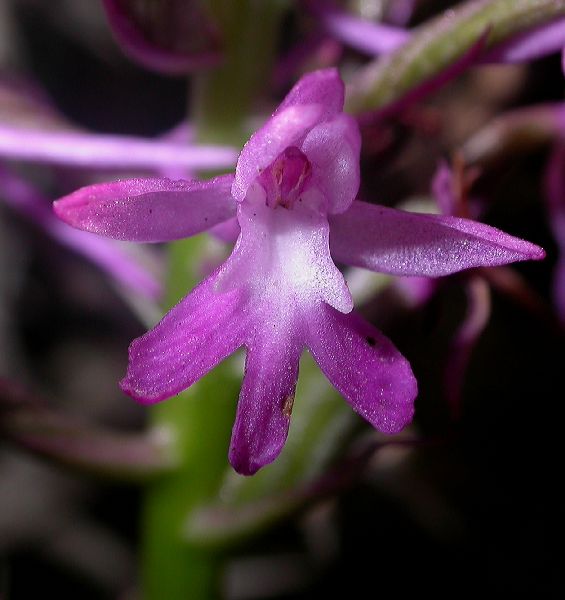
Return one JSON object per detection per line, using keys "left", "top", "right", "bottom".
{"left": 307, "top": 0, "right": 410, "bottom": 55}
{"left": 432, "top": 160, "right": 456, "bottom": 216}
{"left": 54, "top": 174, "right": 236, "bottom": 242}
{"left": 101, "top": 0, "right": 222, "bottom": 74}
{"left": 0, "top": 165, "right": 161, "bottom": 300}
{"left": 229, "top": 314, "right": 303, "bottom": 475}
{"left": 444, "top": 276, "right": 491, "bottom": 420}
{"left": 120, "top": 274, "right": 248, "bottom": 403}
{"left": 330, "top": 200, "right": 545, "bottom": 277}
{"left": 306, "top": 305, "right": 416, "bottom": 433}
{"left": 0, "top": 125, "right": 238, "bottom": 171}
{"left": 233, "top": 69, "right": 344, "bottom": 202}
{"left": 483, "top": 17, "right": 565, "bottom": 64}
{"left": 300, "top": 114, "right": 361, "bottom": 214}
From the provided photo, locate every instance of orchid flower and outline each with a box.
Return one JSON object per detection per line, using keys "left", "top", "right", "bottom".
{"left": 54, "top": 69, "right": 544, "bottom": 475}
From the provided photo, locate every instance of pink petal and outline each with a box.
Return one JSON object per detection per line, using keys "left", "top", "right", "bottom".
{"left": 120, "top": 274, "right": 248, "bottom": 403}
{"left": 229, "top": 317, "right": 303, "bottom": 475}
{"left": 308, "top": 0, "right": 410, "bottom": 55}
{"left": 306, "top": 305, "right": 417, "bottom": 433}
{"left": 208, "top": 216, "right": 240, "bottom": 243}
{"left": 101, "top": 0, "right": 222, "bottom": 74}
{"left": 330, "top": 201, "right": 545, "bottom": 277}
{"left": 483, "top": 17, "right": 565, "bottom": 64}
{"left": 276, "top": 67, "right": 344, "bottom": 121}
{"left": 0, "top": 125, "right": 238, "bottom": 171}
{"left": 232, "top": 104, "right": 324, "bottom": 203}
{"left": 54, "top": 174, "right": 236, "bottom": 242}
{"left": 300, "top": 114, "right": 361, "bottom": 214}
{"left": 233, "top": 68, "right": 344, "bottom": 202}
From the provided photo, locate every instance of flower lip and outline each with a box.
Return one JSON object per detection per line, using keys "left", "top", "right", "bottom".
{"left": 256, "top": 146, "right": 312, "bottom": 210}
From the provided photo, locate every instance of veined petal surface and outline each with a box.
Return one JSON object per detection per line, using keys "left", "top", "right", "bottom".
{"left": 120, "top": 274, "right": 248, "bottom": 403}
{"left": 330, "top": 201, "right": 545, "bottom": 277}
{"left": 229, "top": 312, "right": 303, "bottom": 476}
{"left": 54, "top": 174, "right": 236, "bottom": 242}
{"left": 306, "top": 305, "right": 417, "bottom": 434}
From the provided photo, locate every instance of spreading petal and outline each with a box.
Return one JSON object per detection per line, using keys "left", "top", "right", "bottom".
{"left": 306, "top": 305, "right": 416, "bottom": 433}
{"left": 233, "top": 68, "right": 344, "bottom": 202}
{"left": 229, "top": 314, "right": 303, "bottom": 475}
{"left": 120, "top": 274, "right": 248, "bottom": 403}
{"left": 330, "top": 201, "right": 545, "bottom": 277}
{"left": 300, "top": 114, "right": 361, "bottom": 214}
{"left": 54, "top": 174, "right": 236, "bottom": 242}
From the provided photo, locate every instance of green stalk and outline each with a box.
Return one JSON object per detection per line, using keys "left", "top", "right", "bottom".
{"left": 140, "top": 3, "right": 287, "bottom": 599}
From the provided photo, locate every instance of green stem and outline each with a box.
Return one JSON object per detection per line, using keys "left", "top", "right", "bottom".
{"left": 140, "top": 3, "right": 287, "bottom": 599}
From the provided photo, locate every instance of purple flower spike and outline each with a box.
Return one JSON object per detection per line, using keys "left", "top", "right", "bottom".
{"left": 54, "top": 69, "right": 545, "bottom": 475}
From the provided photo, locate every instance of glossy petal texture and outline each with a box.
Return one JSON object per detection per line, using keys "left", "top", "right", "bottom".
{"left": 306, "top": 305, "right": 417, "bottom": 433}
{"left": 120, "top": 274, "right": 248, "bottom": 403}
{"left": 330, "top": 200, "right": 545, "bottom": 276}
{"left": 232, "top": 69, "right": 345, "bottom": 203}
{"left": 54, "top": 175, "right": 236, "bottom": 242}
{"left": 229, "top": 312, "right": 303, "bottom": 475}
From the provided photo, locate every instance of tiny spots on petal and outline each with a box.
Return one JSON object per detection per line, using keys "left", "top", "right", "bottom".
{"left": 282, "top": 394, "right": 295, "bottom": 418}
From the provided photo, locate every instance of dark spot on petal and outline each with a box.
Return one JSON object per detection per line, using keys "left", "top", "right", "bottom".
{"left": 282, "top": 394, "right": 294, "bottom": 418}
{"left": 149, "top": 209, "right": 153, "bottom": 214}
{"left": 365, "top": 336, "right": 376, "bottom": 347}
{"left": 204, "top": 217, "right": 208, "bottom": 222}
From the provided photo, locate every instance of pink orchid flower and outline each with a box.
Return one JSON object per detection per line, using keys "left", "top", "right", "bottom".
{"left": 54, "top": 69, "right": 544, "bottom": 475}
